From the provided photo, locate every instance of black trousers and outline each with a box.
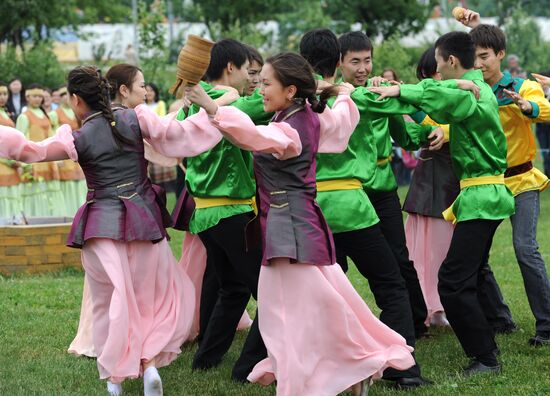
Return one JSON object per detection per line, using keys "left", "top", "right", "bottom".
{"left": 334, "top": 224, "right": 421, "bottom": 379}
{"left": 478, "top": 260, "right": 515, "bottom": 330}
{"left": 194, "top": 212, "right": 266, "bottom": 380}
{"left": 438, "top": 219, "right": 501, "bottom": 358}
{"left": 367, "top": 189, "right": 428, "bottom": 336}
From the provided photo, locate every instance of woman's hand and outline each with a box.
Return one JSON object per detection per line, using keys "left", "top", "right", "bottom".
{"left": 455, "top": 79, "right": 480, "bottom": 100}
{"left": 213, "top": 85, "right": 240, "bottom": 106}
{"left": 185, "top": 84, "right": 219, "bottom": 116}
{"left": 532, "top": 73, "right": 550, "bottom": 88}
{"left": 456, "top": 8, "right": 481, "bottom": 28}
{"left": 337, "top": 82, "right": 355, "bottom": 95}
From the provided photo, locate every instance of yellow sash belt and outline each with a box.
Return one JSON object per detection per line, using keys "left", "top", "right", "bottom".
{"left": 376, "top": 156, "right": 392, "bottom": 166}
{"left": 316, "top": 178, "right": 362, "bottom": 192}
{"left": 443, "top": 174, "right": 505, "bottom": 223}
{"left": 194, "top": 196, "right": 257, "bottom": 214}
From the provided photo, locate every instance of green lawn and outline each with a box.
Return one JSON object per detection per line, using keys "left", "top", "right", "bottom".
{"left": 0, "top": 189, "right": 549, "bottom": 395}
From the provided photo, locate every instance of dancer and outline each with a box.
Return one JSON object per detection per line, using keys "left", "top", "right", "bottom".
{"left": 0, "top": 65, "right": 227, "bottom": 395}
{"left": 299, "top": 28, "right": 434, "bottom": 389}
{"left": 459, "top": 13, "right": 550, "bottom": 346}
{"left": 186, "top": 52, "right": 416, "bottom": 396}
{"left": 370, "top": 32, "right": 515, "bottom": 376}
{"left": 403, "top": 47, "right": 458, "bottom": 328}
{"left": 15, "top": 84, "right": 66, "bottom": 217}
{"left": 338, "top": 31, "right": 430, "bottom": 338}
{"left": 173, "top": 39, "right": 271, "bottom": 381}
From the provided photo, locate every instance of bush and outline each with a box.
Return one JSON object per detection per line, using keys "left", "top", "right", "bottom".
{"left": 0, "top": 43, "right": 66, "bottom": 89}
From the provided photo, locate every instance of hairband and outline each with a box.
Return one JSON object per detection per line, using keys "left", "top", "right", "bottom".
{"left": 26, "top": 88, "right": 44, "bottom": 97}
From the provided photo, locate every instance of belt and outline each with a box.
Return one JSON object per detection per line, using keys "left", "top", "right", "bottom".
{"left": 316, "top": 178, "right": 363, "bottom": 192}
{"left": 194, "top": 196, "right": 257, "bottom": 214}
{"left": 459, "top": 174, "right": 505, "bottom": 190}
{"left": 443, "top": 174, "right": 505, "bottom": 223}
{"left": 376, "top": 156, "right": 392, "bottom": 166}
{"left": 504, "top": 161, "right": 533, "bottom": 178}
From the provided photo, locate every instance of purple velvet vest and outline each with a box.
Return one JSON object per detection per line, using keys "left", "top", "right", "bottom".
{"left": 67, "top": 108, "right": 172, "bottom": 248}
{"left": 402, "top": 143, "right": 460, "bottom": 218}
{"left": 254, "top": 104, "right": 335, "bottom": 266}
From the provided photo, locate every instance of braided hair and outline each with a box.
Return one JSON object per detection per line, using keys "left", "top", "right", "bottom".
{"left": 266, "top": 52, "right": 340, "bottom": 114}
{"left": 67, "top": 66, "right": 133, "bottom": 147}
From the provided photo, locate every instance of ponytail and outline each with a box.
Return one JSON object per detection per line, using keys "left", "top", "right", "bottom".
{"left": 308, "top": 85, "right": 340, "bottom": 114}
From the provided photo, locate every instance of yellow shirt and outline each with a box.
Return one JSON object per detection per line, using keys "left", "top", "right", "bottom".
{"left": 493, "top": 71, "right": 550, "bottom": 195}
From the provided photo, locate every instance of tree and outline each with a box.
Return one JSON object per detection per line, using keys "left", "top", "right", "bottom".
{"left": 0, "top": 0, "right": 131, "bottom": 51}
{"left": 468, "top": 0, "right": 550, "bottom": 23}
{"left": 326, "top": 0, "right": 438, "bottom": 39}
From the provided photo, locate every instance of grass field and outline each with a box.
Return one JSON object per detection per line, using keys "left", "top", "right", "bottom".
{"left": 0, "top": 188, "right": 549, "bottom": 395}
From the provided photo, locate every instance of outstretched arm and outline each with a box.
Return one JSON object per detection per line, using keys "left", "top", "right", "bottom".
{"left": 0, "top": 124, "right": 75, "bottom": 162}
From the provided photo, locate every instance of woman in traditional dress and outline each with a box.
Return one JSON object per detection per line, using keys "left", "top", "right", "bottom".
{"left": 15, "top": 84, "right": 66, "bottom": 217}
{"left": 0, "top": 81, "right": 22, "bottom": 220}
{"left": 0, "top": 65, "right": 231, "bottom": 395}
{"left": 186, "top": 52, "right": 416, "bottom": 396}
{"left": 402, "top": 47, "right": 459, "bottom": 327}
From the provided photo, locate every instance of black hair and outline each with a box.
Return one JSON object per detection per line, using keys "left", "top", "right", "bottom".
{"left": 146, "top": 82, "right": 160, "bottom": 103}
{"left": 434, "top": 31, "right": 475, "bottom": 70}
{"left": 245, "top": 44, "right": 264, "bottom": 67}
{"left": 68, "top": 65, "right": 133, "bottom": 147}
{"left": 8, "top": 77, "right": 22, "bottom": 84}
{"left": 105, "top": 63, "right": 142, "bottom": 101}
{"left": 266, "top": 52, "right": 340, "bottom": 114}
{"left": 470, "top": 24, "right": 507, "bottom": 54}
{"left": 205, "top": 39, "right": 249, "bottom": 81}
{"left": 338, "top": 31, "right": 373, "bottom": 59}
{"left": 416, "top": 47, "right": 438, "bottom": 80}
{"left": 299, "top": 29, "right": 340, "bottom": 78}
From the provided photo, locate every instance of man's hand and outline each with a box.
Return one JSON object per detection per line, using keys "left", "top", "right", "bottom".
{"left": 368, "top": 85, "right": 400, "bottom": 100}
{"left": 455, "top": 79, "right": 480, "bottom": 100}
{"left": 456, "top": 8, "right": 481, "bottom": 28}
{"left": 503, "top": 88, "right": 533, "bottom": 114}
{"left": 369, "top": 76, "right": 388, "bottom": 87}
{"left": 428, "top": 127, "right": 445, "bottom": 151}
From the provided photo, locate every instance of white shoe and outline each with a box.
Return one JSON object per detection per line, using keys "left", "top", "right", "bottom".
{"left": 430, "top": 311, "right": 450, "bottom": 327}
{"left": 144, "top": 367, "right": 163, "bottom": 396}
{"left": 107, "top": 381, "right": 122, "bottom": 396}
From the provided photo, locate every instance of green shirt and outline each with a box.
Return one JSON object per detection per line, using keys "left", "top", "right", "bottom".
{"left": 177, "top": 82, "right": 271, "bottom": 234}
{"left": 315, "top": 86, "right": 433, "bottom": 233}
{"left": 398, "top": 69, "right": 515, "bottom": 222}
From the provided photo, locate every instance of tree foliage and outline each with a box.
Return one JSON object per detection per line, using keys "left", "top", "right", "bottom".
{"left": 326, "top": 0, "right": 438, "bottom": 39}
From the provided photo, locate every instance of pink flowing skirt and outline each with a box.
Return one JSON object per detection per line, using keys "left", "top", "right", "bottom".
{"left": 81, "top": 238, "right": 195, "bottom": 383}
{"left": 248, "top": 258, "right": 415, "bottom": 396}
{"left": 68, "top": 233, "right": 252, "bottom": 357}
{"left": 405, "top": 214, "right": 454, "bottom": 323}
{"left": 68, "top": 274, "right": 97, "bottom": 357}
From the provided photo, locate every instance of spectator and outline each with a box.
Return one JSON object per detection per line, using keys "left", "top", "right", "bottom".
{"left": 6, "top": 78, "right": 26, "bottom": 121}
{"left": 382, "top": 67, "right": 403, "bottom": 83}
{"left": 506, "top": 54, "right": 527, "bottom": 78}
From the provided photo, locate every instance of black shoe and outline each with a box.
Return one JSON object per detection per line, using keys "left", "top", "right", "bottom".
{"left": 493, "top": 322, "right": 518, "bottom": 335}
{"left": 529, "top": 331, "right": 550, "bottom": 346}
{"left": 393, "top": 376, "right": 433, "bottom": 390}
{"left": 463, "top": 359, "right": 502, "bottom": 377}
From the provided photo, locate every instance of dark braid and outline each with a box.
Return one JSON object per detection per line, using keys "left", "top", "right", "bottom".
{"left": 266, "top": 52, "right": 340, "bottom": 114}
{"left": 68, "top": 66, "right": 134, "bottom": 147}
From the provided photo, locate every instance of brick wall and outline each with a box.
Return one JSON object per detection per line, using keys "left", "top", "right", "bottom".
{"left": 0, "top": 224, "right": 82, "bottom": 275}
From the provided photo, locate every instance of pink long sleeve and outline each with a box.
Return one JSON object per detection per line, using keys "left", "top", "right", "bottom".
{"left": 317, "top": 94, "right": 360, "bottom": 153}
{"left": 0, "top": 124, "right": 76, "bottom": 162}
{"left": 211, "top": 106, "right": 302, "bottom": 160}
{"left": 135, "top": 104, "right": 223, "bottom": 158}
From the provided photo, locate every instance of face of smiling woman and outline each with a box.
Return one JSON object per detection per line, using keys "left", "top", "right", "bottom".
{"left": 259, "top": 63, "right": 297, "bottom": 113}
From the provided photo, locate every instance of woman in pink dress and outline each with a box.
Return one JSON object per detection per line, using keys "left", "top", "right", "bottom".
{"left": 186, "top": 52, "right": 416, "bottom": 396}
{"left": 0, "top": 65, "right": 229, "bottom": 396}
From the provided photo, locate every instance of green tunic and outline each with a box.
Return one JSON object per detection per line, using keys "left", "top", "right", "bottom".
{"left": 398, "top": 69, "right": 515, "bottom": 222}
{"left": 177, "top": 82, "right": 271, "bottom": 234}
{"left": 316, "top": 87, "right": 433, "bottom": 233}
